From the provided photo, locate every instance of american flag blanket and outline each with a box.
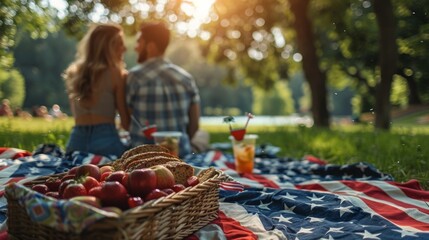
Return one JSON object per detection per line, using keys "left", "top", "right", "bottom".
{"left": 1, "top": 144, "right": 429, "bottom": 239}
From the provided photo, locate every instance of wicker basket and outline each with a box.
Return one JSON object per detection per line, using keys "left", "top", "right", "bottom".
{"left": 5, "top": 167, "right": 230, "bottom": 240}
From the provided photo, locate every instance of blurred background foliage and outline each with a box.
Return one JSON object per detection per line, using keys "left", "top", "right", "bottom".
{"left": 1, "top": 0, "right": 428, "bottom": 129}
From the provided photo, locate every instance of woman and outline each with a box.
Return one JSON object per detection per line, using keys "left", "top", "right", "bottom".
{"left": 63, "top": 23, "right": 130, "bottom": 157}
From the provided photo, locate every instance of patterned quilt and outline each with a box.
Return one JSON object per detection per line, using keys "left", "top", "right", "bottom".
{"left": 1, "top": 145, "right": 428, "bottom": 239}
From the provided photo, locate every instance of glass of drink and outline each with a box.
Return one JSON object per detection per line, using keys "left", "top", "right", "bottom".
{"left": 141, "top": 124, "right": 157, "bottom": 139}
{"left": 152, "top": 131, "right": 182, "bottom": 157}
{"left": 229, "top": 134, "right": 258, "bottom": 174}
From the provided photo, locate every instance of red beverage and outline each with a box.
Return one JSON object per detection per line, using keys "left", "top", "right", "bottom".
{"left": 141, "top": 125, "right": 157, "bottom": 139}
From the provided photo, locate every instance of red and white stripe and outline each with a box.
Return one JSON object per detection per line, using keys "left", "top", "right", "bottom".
{"left": 296, "top": 180, "right": 429, "bottom": 232}
{"left": 0, "top": 148, "right": 31, "bottom": 160}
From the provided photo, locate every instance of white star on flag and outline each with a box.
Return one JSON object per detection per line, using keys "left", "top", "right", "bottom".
{"left": 334, "top": 205, "right": 354, "bottom": 217}
{"left": 356, "top": 230, "right": 381, "bottom": 239}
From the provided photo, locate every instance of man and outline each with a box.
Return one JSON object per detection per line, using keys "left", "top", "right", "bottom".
{"left": 126, "top": 21, "right": 200, "bottom": 158}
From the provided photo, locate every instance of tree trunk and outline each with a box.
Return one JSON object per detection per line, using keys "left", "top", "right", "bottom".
{"left": 289, "top": 0, "right": 330, "bottom": 127}
{"left": 372, "top": 0, "right": 398, "bottom": 130}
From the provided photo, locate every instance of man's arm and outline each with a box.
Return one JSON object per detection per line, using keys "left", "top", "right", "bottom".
{"left": 187, "top": 103, "right": 200, "bottom": 140}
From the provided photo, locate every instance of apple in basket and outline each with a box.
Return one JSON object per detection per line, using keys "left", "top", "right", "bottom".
{"left": 126, "top": 168, "right": 157, "bottom": 197}
{"left": 32, "top": 184, "right": 49, "bottom": 194}
{"left": 45, "top": 191, "right": 60, "bottom": 199}
{"left": 150, "top": 165, "right": 175, "bottom": 189}
{"left": 68, "top": 166, "right": 79, "bottom": 175}
{"left": 185, "top": 176, "right": 200, "bottom": 187}
{"left": 79, "top": 176, "right": 100, "bottom": 192}
{"left": 45, "top": 177, "right": 61, "bottom": 192}
{"left": 88, "top": 186, "right": 102, "bottom": 199}
{"left": 61, "top": 174, "right": 76, "bottom": 182}
{"left": 145, "top": 189, "right": 168, "bottom": 202}
{"left": 105, "top": 170, "right": 126, "bottom": 183}
{"left": 99, "top": 165, "right": 114, "bottom": 174}
{"left": 62, "top": 183, "right": 87, "bottom": 199}
{"left": 100, "top": 171, "right": 111, "bottom": 182}
{"left": 128, "top": 196, "right": 144, "bottom": 208}
{"left": 59, "top": 179, "right": 77, "bottom": 197}
{"left": 172, "top": 184, "right": 186, "bottom": 193}
{"left": 75, "top": 164, "right": 101, "bottom": 181}
{"left": 100, "top": 181, "right": 129, "bottom": 209}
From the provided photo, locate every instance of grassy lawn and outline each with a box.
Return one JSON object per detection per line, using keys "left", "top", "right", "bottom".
{"left": 0, "top": 116, "right": 428, "bottom": 189}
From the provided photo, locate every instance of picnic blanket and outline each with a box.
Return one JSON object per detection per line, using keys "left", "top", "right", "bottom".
{"left": 1, "top": 144, "right": 429, "bottom": 239}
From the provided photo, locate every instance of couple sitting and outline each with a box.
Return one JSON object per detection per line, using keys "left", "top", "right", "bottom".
{"left": 63, "top": 22, "right": 201, "bottom": 159}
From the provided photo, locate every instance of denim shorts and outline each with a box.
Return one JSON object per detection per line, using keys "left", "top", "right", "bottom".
{"left": 66, "top": 123, "right": 126, "bottom": 158}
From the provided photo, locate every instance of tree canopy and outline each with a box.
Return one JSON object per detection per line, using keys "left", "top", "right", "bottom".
{"left": 1, "top": 0, "right": 428, "bottom": 129}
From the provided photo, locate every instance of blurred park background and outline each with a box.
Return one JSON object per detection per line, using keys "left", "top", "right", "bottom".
{"left": 1, "top": 0, "right": 428, "bottom": 129}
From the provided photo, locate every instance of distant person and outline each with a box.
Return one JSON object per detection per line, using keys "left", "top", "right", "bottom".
{"left": 0, "top": 99, "right": 13, "bottom": 117}
{"left": 63, "top": 23, "right": 130, "bottom": 158}
{"left": 49, "top": 104, "right": 66, "bottom": 119}
{"left": 126, "top": 21, "right": 200, "bottom": 158}
{"left": 14, "top": 108, "right": 32, "bottom": 120}
{"left": 34, "top": 105, "right": 52, "bottom": 120}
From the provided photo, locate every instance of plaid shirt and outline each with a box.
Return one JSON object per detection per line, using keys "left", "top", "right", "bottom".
{"left": 126, "top": 57, "right": 200, "bottom": 157}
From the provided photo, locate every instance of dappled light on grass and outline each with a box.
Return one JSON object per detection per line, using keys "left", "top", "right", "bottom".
{"left": 305, "top": 133, "right": 358, "bottom": 164}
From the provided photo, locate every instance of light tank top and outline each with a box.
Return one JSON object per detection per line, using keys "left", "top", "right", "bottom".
{"left": 72, "top": 72, "right": 116, "bottom": 119}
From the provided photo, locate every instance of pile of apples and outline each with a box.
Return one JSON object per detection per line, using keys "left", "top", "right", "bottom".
{"left": 30, "top": 164, "right": 200, "bottom": 211}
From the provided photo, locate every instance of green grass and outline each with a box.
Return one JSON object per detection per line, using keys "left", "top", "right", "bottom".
{"left": 1, "top": 117, "right": 428, "bottom": 189}
{"left": 392, "top": 109, "right": 429, "bottom": 126}
{"left": 0, "top": 118, "right": 72, "bottom": 151}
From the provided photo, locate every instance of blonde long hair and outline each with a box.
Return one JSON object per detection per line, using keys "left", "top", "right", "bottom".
{"left": 63, "top": 23, "right": 124, "bottom": 101}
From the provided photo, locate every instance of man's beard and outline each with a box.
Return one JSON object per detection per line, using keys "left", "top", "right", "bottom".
{"left": 137, "top": 49, "right": 148, "bottom": 63}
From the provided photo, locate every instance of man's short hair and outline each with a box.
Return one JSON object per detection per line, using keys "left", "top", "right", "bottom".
{"left": 140, "top": 22, "right": 170, "bottom": 53}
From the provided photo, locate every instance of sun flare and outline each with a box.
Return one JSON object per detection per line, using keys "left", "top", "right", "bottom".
{"left": 181, "top": 0, "right": 215, "bottom": 18}
{"left": 176, "top": 0, "right": 216, "bottom": 37}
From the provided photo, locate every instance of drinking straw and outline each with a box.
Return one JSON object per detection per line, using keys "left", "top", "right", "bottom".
{"left": 131, "top": 115, "right": 144, "bottom": 129}
{"left": 244, "top": 113, "right": 254, "bottom": 129}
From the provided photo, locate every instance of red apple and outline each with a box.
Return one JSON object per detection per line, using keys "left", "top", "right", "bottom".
{"left": 32, "top": 184, "right": 49, "bottom": 194}
{"left": 80, "top": 176, "right": 100, "bottom": 192}
{"left": 161, "top": 188, "right": 175, "bottom": 195}
{"left": 88, "top": 186, "right": 102, "bottom": 198}
{"left": 150, "top": 165, "right": 175, "bottom": 189}
{"left": 70, "top": 196, "right": 102, "bottom": 208}
{"left": 185, "top": 176, "right": 200, "bottom": 187}
{"left": 45, "top": 191, "right": 60, "bottom": 199}
{"left": 68, "top": 166, "right": 79, "bottom": 175}
{"left": 100, "top": 181, "right": 129, "bottom": 210}
{"left": 144, "top": 189, "right": 168, "bottom": 202}
{"left": 105, "top": 170, "right": 126, "bottom": 182}
{"left": 63, "top": 183, "right": 87, "bottom": 199}
{"left": 127, "top": 169, "right": 157, "bottom": 197}
{"left": 61, "top": 174, "right": 76, "bottom": 182}
{"left": 45, "top": 177, "right": 61, "bottom": 191}
{"left": 75, "top": 164, "right": 101, "bottom": 181}
{"left": 121, "top": 172, "right": 129, "bottom": 188}
{"left": 128, "top": 196, "right": 144, "bottom": 208}
{"left": 172, "top": 184, "right": 186, "bottom": 193}
{"left": 100, "top": 172, "right": 111, "bottom": 182}
{"left": 100, "top": 165, "right": 114, "bottom": 174}
{"left": 59, "top": 179, "right": 77, "bottom": 198}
